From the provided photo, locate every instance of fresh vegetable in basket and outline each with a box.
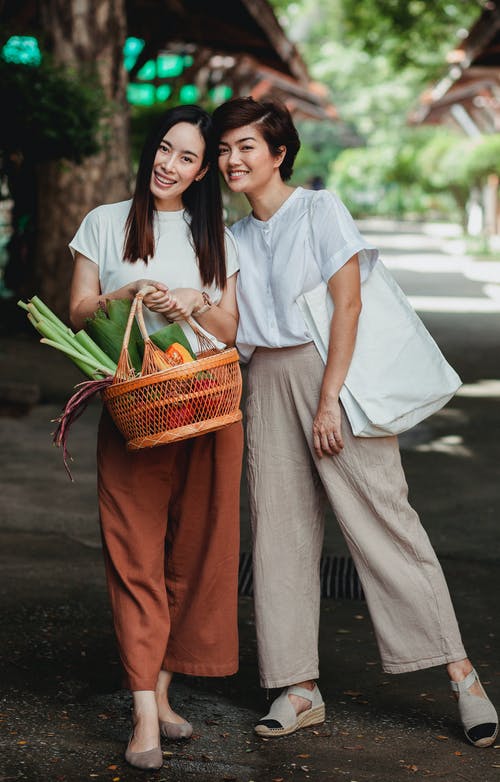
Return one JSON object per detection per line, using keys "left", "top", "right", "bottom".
{"left": 149, "top": 322, "right": 195, "bottom": 358}
{"left": 167, "top": 402, "right": 195, "bottom": 429}
{"left": 17, "top": 293, "right": 239, "bottom": 480}
{"left": 17, "top": 295, "right": 118, "bottom": 480}
{"left": 164, "top": 342, "right": 195, "bottom": 365}
{"left": 17, "top": 296, "right": 117, "bottom": 379}
{"left": 85, "top": 301, "right": 142, "bottom": 372}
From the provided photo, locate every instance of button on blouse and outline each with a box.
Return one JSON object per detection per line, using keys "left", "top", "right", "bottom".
{"left": 231, "top": 187, "right": 379, "bottom": 363}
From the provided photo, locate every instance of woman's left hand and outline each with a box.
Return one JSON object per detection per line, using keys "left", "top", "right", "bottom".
{"left": 312, "top": 397, "right": 344, "bottom": 458}
{"left": 143, "top": 287, "right": 202, "bottom": 320}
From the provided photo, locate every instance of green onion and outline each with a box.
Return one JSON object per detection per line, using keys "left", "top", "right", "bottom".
{"left": 40, "top": 338, "right": 111, "bottom": 377}
{"left": 30, "top": 295, "right": 75, "bottom": 337}
{"left": 19, "top": 297, "right": 117, "bottom": 379}
{"left": 74, "top": 330, "right": 117, "bottom": 373}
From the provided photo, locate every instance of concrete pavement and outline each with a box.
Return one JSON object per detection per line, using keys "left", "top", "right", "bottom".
{"left": 0, "top": 220, "right": 499, "bottom": 781}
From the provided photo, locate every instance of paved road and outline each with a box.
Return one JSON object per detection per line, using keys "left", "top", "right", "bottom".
{"left": 0, "top": 221, "right": 499, "bottom": 782}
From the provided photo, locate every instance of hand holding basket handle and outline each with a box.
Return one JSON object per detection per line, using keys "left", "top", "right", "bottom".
{"left": 116, "top": 285, "right": 218, "bottom": 381}
{"left": 102, "top": 287, "right": 243, "bottom": 450}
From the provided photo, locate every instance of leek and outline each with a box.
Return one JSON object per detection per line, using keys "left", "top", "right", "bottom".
{"left": 40, "top": 338, "right": 110, "bottom": 377}
{"left": 18, "top": 297, "right": 117, "bottom": 379}
{"left": 74, "top": 330, "right": 117, "bottom": 373}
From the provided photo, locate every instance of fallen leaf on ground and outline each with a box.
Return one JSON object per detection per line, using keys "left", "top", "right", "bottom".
{"left": 343, "top": 691, "right": 361, "bottom": 697}
{"left": 435, "top": 735, "right": 448, "bottom": 741}
{"left": 297, "top": 754, "right": 310, "bottom": 758}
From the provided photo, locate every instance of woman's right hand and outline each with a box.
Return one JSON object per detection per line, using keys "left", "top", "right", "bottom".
{"left": 133, "top": 279, "right": 168, "bottom": 296}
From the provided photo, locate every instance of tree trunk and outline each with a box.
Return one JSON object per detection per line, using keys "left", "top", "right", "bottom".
{"left": 36, "top": 0, "right": 131, "bottom": 319}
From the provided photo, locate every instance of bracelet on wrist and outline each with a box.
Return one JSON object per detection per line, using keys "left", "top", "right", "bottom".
{"left": 192, "top": 290, "right": 213, "bottom": 316}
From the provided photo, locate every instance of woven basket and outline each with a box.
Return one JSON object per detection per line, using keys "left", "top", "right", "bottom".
{"left": 102, "top": 286, "right": 242, "bottom": 450}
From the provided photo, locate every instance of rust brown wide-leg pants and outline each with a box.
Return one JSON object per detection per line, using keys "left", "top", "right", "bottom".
{"left": 97, "top": 410, "right": 243, "bottom": 691}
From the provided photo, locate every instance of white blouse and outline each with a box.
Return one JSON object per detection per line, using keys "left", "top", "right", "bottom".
{"left": 231, "top": 187, "right": 379, "bottom": 363}
{"left": 69, "top": 199, "right": 239, "bottom": 351}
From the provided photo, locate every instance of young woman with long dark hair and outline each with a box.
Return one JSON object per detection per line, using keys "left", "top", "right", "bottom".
{"left": 69, "top": 105, "right": 243, "bottom": 771}
{"left": 213, "top": 96, "right": 497, "bottom": 748}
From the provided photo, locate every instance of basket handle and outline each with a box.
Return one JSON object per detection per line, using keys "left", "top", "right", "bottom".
{"left": 136, "top": 285, "right": 219, "bottom": 354}
{"left": 114, "top": 286, "right": 220, "bottom": 381}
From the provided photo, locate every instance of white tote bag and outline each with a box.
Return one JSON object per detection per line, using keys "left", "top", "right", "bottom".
{"left": 296, "top": 259, "right": 462, "bottom": 437}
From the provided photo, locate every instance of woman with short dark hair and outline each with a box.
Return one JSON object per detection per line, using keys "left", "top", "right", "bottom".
{"left": 213, "top": 96, "right": 498, "bottom": 747}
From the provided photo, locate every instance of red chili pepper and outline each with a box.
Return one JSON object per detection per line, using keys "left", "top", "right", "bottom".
{"left": 167, "top": 402, "right": 194, "bottom": 429}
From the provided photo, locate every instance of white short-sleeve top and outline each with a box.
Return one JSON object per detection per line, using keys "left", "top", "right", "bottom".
{"left": 69, "top": 199, "right": 239, "bottom": 351}
{"left": 231, "top": 187, "right": 379, "bottom": 363}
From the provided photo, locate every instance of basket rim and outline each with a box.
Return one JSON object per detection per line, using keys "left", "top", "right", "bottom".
{"left": 102, "top": 346, "right": 240, "bottom": 400}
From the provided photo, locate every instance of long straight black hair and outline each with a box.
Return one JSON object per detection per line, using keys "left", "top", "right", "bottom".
{"left": 123, "top": 105, "right": 227, "bottom": 289}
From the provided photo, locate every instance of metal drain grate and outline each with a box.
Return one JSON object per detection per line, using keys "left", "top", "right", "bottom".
{"left": 238, "top": 552, "right": 365, "bottom": 600}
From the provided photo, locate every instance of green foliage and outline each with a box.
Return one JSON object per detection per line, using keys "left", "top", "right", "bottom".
{"left": 291, "top": 119, "right": 346, "bottom": 185}
{"left": 329, "top": 0, "right": 479, "bottom": 75}
{"left": 271, "top": 0, "right": 496, "bottom": 224}
{"left": 329, "top": 127, "right": 467, "bottom": 220}
{"left": 417, "top": 131, "right": 471, "bottom": 194}
{"left": 464, "top": 134, "right": 500, "bottom": 184}
{"left": 0, "top": 57, "right": 106, "bottom": 166}
{"left": 329, "top": 145, "right": 393, "bottom": 214}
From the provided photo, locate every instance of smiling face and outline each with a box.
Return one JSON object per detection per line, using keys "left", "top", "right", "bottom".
{"left": 217, "top": 124, "right": 285, "bottom": 197}
{"left": 150, "top": 121, "right": 207, "bottom": 210}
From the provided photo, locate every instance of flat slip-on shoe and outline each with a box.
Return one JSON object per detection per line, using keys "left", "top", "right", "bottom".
{"left": 125, "top": 732, "right": 163, "bottom": 770}
{"left": 450, "top": 667, "right": 498, "bottom": 748}
{"left": 160, "top": 719, "right": 193, "bottom": 740}
{"left": 255, "top": 684, "right": 325, "bottom": 737}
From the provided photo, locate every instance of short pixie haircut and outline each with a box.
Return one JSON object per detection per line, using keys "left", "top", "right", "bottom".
{"left": 212, "top": 97, "right": 301, "bottom": 181}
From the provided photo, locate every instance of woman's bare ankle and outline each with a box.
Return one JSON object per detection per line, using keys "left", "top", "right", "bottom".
{"left": 288, "top": 680, "right": 316, "bottom": 715}
{"left": 129, "top": 691, "right": 159, "bottom": 751}
{"left": 447, "top": 659, "right": 473, "bottom": 682}
{"left": 296, "top": 680, "right": 315, "bottom": 690}
{"left": 155, "top": 670, "right": 187, "bottom": 724}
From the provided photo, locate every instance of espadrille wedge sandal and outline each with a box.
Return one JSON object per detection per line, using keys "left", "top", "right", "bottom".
{"left": 450, "top": 667, "right": 498, "bottom": 748}
{"left": 254, "top": 684, "right": 325, "bottom": 737}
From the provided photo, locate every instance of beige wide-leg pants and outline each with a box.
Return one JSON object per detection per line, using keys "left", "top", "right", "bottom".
{"left": 246, "top": 343, "right": 466, "bottom": 689}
